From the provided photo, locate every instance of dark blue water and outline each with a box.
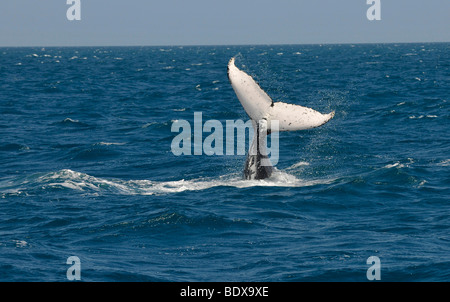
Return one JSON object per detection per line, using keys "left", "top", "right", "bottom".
{"left": 0, "top": 44, "right": 449, "bottom": 281}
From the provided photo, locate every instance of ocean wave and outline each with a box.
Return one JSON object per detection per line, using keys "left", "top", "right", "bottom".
{"left": 286, "top": 161, "right": 310, "bottom": 170}
{"left": 93, "top": 142, "right": 126, "bottom": 146}
{"left": 67, "top": 143, "right": 122, "bottom": 161}
{"left": 0, "top": 143, "right": 30, "bottom": 152}
{"left": 53, "top": 118, "right": 94, "bottom": 129}
{"left": 409, "top": 115, "right": 438, "bottom": 119}
{"left": 1, "top": 169, "right": 334, "bottom": 197}
{"left": 383, "top": 158, "right": 415, "bottom": 169}
{"left": 437, "top": 159, "right": 450, "bottom": 167}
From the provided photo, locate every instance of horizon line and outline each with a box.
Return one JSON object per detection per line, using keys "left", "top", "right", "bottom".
{"left": 0, "top": 40, "right": 448, "bottom": 48}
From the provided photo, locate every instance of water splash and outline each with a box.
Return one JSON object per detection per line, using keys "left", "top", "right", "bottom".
{"left": 1, "top": 169, "right": 333, "bottom": 197}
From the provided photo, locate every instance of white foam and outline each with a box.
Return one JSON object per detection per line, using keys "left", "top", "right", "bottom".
{"left": 95, "top": 142, "right": 126, "bottom": 146}
{"left": 63, "top": 118, "right": 79, "bottom": 123}
{"left": 409, "top": 115, "right": 438, "bottom": 119}
{"left": 417, "top": 180, "right": 427, "bottom": 188}
{"left": 286, "top": 161, "right": 310, "bottom": 170}
{"left": 37, "top": 169, "right": 333, "bottom": 196}
{"left": 384, "top": 158, "right": 414, "bottom": 169}
{"left": 138, "top": 170, "right": 329, "bottom": 195}
{"left": 1, "top": 188, "right": 25, "bottom": 197}
{"left": 141, "top": 122, "right": 156, "bottom": 128}
{"left": 437, "top": 159, "right": 450, "bottom": 167}
{"left": 13, "top": 240, "right": 28, "bottom": 248}
{"left": 384, "top": 162, "right": 402, "bottom": 169}
{"left": 41, "top": 169, "right": 130, "bottom": 193}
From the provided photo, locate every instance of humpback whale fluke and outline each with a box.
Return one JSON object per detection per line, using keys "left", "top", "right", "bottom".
{"left": 227, "top": 57, "right": 335, "bottom": 180}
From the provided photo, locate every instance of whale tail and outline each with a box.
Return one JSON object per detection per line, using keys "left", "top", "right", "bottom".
{"left": 227, "top": 57, "right": 335, "bottom": 180}
{"left": 227, "top": 57, "right": 335, "bottom": 131}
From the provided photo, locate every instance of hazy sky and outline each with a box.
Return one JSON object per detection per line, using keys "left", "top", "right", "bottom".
{"left": 0, "top": 0, "right": 449, "bottom": 46}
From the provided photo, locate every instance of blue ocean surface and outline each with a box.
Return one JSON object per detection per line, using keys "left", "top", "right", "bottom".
{"left": 0, "top": 44, "right": 449, "bottom": 281}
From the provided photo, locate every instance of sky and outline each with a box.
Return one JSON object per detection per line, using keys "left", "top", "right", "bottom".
{"left": 0, "top": 0, "right": 449, "bottom": 47}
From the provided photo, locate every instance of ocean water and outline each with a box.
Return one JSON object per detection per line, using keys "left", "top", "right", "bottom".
{"left": 0, "top": 43, "right": 449, "bottom": 282}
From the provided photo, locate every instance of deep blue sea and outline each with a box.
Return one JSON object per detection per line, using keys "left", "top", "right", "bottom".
{"left": 0, "top": 43, "right": 449, "bottom": 282}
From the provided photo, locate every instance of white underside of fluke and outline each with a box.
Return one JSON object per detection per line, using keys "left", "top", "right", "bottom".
{"left": 227, "top": 57, "right": 334, "bottom": 131}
